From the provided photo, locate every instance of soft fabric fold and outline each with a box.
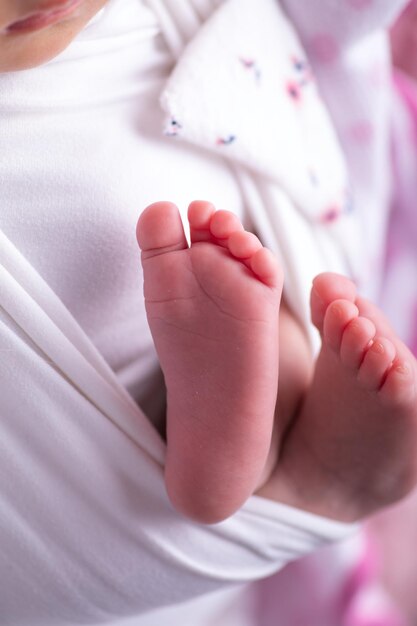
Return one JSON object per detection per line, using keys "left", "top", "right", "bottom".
{"left": 0, "top": 231, "right": 355, "bottom": 625}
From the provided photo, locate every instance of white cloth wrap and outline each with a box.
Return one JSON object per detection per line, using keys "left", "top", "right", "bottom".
{"left": 0, "top": 231, "right": 354, "bottom": 625}
{"left": 1, "top": 0, "right": 382, "bottom": 623}
{"left": 155, "top": 0, "right": 364, "bottom": 347}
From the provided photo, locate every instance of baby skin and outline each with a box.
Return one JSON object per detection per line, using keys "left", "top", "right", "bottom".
{"left": 259, "top": 274, "right": 417, "bottom": 522}
{"left": 138, "top": 200, "right": 282, "bottom": 523}
{"left": 138, "top": 200, "right": 417, "bottom": 524}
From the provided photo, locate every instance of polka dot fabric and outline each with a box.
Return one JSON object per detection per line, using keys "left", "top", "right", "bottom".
{"left": 160, "top": 0, "right": 349, "bottom": 226}
{"left": 159, "top": 0, "right": 364, "bottom": 341}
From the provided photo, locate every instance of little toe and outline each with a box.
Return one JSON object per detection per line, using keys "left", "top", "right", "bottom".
{"left": 249, "top": 248, "right": 283, "bottom": 289}
{"left": 323, "top": 299, "right": 359, "bottom": 352}
{"left": 340, "top": 316, "right": 376, "bottom": 370}
{"left": 209, "top": 210, "right": 244, "bottom": 242}
{"left": 311, "top": 272, "right": 357, "bottom": 333}
{"left": 228, "top": 230, "right": 263, "bottom": 260}
{"left": 357, "top": 336, "right": 396, "bottom": 391}
{"left": 379, "top": 358, "right": 417, "bottom": 407}
{"left": 137, "top": 201, "right": 188, "bottom": 259}
{"left": 188, "top": 200, "right": 217, "bottom": 243}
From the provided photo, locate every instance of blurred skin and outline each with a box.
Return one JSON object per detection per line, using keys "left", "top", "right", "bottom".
{"left": 0, "top": 0, "right": 108, "bottom": 72}
{"left": 391, "top": 0, "right": 417, "bottom": 81}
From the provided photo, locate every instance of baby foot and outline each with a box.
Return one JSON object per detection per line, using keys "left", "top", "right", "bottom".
{"left": 312, "top": 273, "right": 417, "bottom": 409}
{"left": 137, "top": 201, "right": 283, "bottom": 523}
{"left": 262, "top": 272, "right": 417, "bottom": 522}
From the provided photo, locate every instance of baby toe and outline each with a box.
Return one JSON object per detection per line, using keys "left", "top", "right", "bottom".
{"left": 379, "top": 358, "right": 417, "bottom": 407}
{"left": 340, "top": 316, "right": 376, "bottom": 370}
{"left": 137, "top": 201, "right": 188, "bottom": 258}
{"left": 357, "top": 336, "right": 396, "bottom": 391}
{"left": 209, "top": 210, "right": 244, "bottom": 241}
{"left": 249, "top": 248, "right": 283, "bottom": 289}
{"left": 228, "top": 230, "right": 263, "bottom": 259}
{"left": 323, "top": 299, "right": 359, "bottom": 352}
{"left": 311, "top": 273, "right": 357, "bottom": 333}
{"left": 188, "top": 200, "right": 216, "bottom": 243}
{"left": 355, "top": 296, "right": 394, "bottom": 337}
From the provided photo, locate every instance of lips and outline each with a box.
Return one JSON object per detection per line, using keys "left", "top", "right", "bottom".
{"left": 5, "top": 0, "right": 84, "bottom": 34}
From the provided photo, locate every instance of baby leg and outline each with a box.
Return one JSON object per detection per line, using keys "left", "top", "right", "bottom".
{"left": 137, "top": 201, "right": 282, "bottom": 523}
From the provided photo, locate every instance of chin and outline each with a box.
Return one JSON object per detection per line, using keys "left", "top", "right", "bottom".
{"left": 1, "top": 33, "right": 74, "bottom": 72}
{"left": 0, "top": 1, "right": 106, "bottom": 72}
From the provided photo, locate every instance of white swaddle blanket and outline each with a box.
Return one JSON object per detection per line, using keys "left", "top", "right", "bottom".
{"left": 0, "top": 231, "right": 353, "bottom": 626}
{"left": 1, "top": 0, "right": 399, "bottom": 623}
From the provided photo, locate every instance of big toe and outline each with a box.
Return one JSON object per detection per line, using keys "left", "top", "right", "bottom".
{"left": 311, "top": 272, "right": 357, "bottom": 333}
{"left": 137, "top": 201, "right": 188, "bottom": 259}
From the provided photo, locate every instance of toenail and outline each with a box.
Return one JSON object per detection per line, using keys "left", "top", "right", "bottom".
{"left": 331, "top": 304, "right": 344, "bottom": 319}
{"left": 395, "top": 363, "right": 410, "bottom": 376}
{"left": 371, "top": 340, "right": 385, "bottom": 354}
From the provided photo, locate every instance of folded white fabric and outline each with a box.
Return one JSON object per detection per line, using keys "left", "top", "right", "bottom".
{"left": 160, "top": 0, "right": 348, "bottom": 222}
{"left": 0, "top": 1, "right": 361, "bottom": 624}
{"left": 156, "top": 0, "right": 364, "bottom": 345}
{"left": 0, "top": 231, "right": 355, "bottom": 625}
